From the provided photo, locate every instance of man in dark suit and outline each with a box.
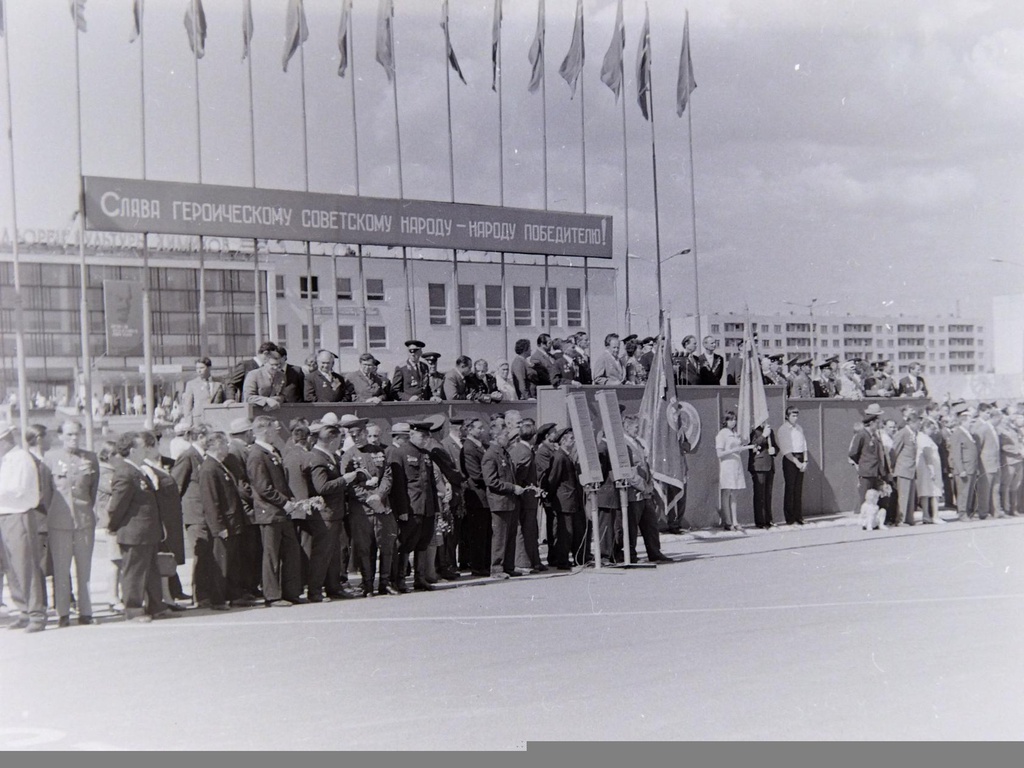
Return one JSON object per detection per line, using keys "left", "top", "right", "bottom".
{"left": 507, "top": 418, "right": 546, "bottom": 573}
{"left": 388, "top": 422, "right": 440, "bottom": 591}
{"left": 676, "top": 335, "right": 701, "bottom": 385}
{"left": 106, "top": 432, "right": 176, "bottom": 622}
{"left": 348, "top": 353, "right": 395, "bottom": 403}
{"left": 392, "top": 339, "right": 432, "bottom": 401}
{"left": 242, "top": 347, "right": 286, "bottom": 410}
{"left": 697, "top": 336, "right": 725, "bottom": 385}
{"left": 304, "top": 349, "right": 353, "bottom": 403}
{"left": 897, "top": 362, "right": 928, "bottom": 398}
{"left": 482, "top": 420, "right": 525, "bottom": 579}
{"left": 949, "top": 407, "right": 979, "bottom": 521}
{"left": 460, "top": 418, "right": 491, "bottom": 576}
{"left": 972, "top": 405, "right": 1003, "bottom": 519}
{"left": 198, "top": 432, "right": 254, "bottom": 607}
{"left": 443, "top": 356, "right": 474, "bottom": 401}
{"left": 171, "top": 423, "right": 220, "bottom": 607}
{"left": 748, "top": 423, "right": 779, "bottom": 529}
{"left": 542, "top": 427, "right": 585, "bottom": 569}
{"left": 246, "top": 415, "right": 304, "bottom": 606}
{"left": 848, "top": 413, "right": 888, "bottom": 506}
{"left": 225, "top": 418, "right": 261, "bottom": 599}
{"left": 276, "top": 346, "right": 306, "bottom": 403}
{"left": 890, "top": 411, "right": 921, "bottom": 525}
{"left": 227, "top": 342, "right": 277, "bottom": 402}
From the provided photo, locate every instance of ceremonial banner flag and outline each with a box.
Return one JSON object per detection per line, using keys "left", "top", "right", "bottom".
{"left": 442, "top": 0, "right": 466, "bottom": 85}
{"left": 376, "top": 0, "right": 395, "bottom": 83}
{"left": 527, "top": 0, "right": 545, "bottom": 93}
{"left": 635, "top": 4, "right": 651, "bottom": 119}
{"left": 242, "top": 0, "right": 254, "bottom": 61}
{"left": 558, "top": 0, "right": 584, "bottom": 98}
{"left": 600, "top": 0, "right": 624, "bottom": 100}
{"left": 184, "top": 0, "right": 206, "bottom": 58}
{"left": 103, "top": 280, "right": 144, "bottom": 356}
{"left": 676, "top": 9, "right": 696, "bottom": 117}
{"left": 736, "top": 321, "right": 770, "bottom": 439}
{"left": 282, "top": 0, "right": 308, "bottom": 72}
{"left": 129, "top": 0, "right": 142, "bottom": 43}
{"left": 337, "top": 0, "right": 352, "bottom": 77}
{"left": 70, "top": 0, "right": 87, "bottom": 32}
{"left": 491, "top": 0, "right": 502, "bottom": 91}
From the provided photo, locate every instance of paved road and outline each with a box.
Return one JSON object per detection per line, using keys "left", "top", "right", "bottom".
{"left": 2, "top": 516, "right": 1023, "bottom": 749}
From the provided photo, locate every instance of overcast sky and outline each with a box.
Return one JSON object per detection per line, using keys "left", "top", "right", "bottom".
{"left": 1, "top": 0, "right": 1022, "bottom": 328}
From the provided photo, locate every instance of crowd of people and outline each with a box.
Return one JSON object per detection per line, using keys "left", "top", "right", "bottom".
{"left": 0, "top": 401, "right": 681, "bottom": 633}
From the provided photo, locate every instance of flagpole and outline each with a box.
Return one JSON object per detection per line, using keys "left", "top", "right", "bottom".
{"left": 346, "top": 7, "right": 369, "bottom": 351}
{"left": 495, "top": 1, "right": 508, "bottom": 361}
{"left": 443, "top": 2, "right": 462, "bottom": 358}
{"left": 71, "top": 3, "right": 95, "bottom": 449}
{"left": 187, "top": 1, "right": 209, "bottom": 361}
{"left": 541, "top": 31, "right": 550, "bottom": 332}
{"left": 2, "top": 4, "right": 30, "bottom": 443}
{"left": 686, "top": 68, "right": 700, "bottom": 342}
{"left": 646, "top": 37, "right": 665, "bottom": 327}
{"left": 388, "top": 15, "right": 413, "bottom": 339}
{"left": 297, "top": 9, "right": 315, "bottom": 355}
{"left": 579, "top": 59, "right": 590, "bottom": 337}
{"left": 137, "top": 6, "right": 155, "bottom": 430}
{"left": 244, "top": 2, "right": 263, "bottom": 351}
{"left": 620, "top": 69, "right": 632, "bottom": 335}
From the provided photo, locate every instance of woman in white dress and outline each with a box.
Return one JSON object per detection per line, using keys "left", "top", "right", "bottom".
{"left": 916, "top": 419, "right": 945, "bottom": 524}
{"left": 493, "top": 360, "right": 519, "bottom": 402}
{"left": 716, "top": 411, "right": 753, "bottom": 532}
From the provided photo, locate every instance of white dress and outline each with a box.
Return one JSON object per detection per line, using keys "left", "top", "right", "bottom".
{"left": 915, "top": 432, "right": 943, "bottom": 499}
{"left": 716, "top": 428, "right": 746, "bottom": 490}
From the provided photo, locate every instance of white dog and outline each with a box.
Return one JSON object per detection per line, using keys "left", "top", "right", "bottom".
{"left": 859, "top": 488, "right": 886, "bottom": 530}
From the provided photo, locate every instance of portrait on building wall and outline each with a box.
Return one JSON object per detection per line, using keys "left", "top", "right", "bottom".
{"left": 102, "top": 279, "right": 144, "bottom": 356}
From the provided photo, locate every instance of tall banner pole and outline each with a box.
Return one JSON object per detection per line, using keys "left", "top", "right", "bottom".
{"left": 387, "top": 9, "right": 413, "bottom": 339}
{"left": 579, "top": 68, "right": 590, "bottom": 336}
{"left": 345, "top": 4, "right": 369, "bottom": 350}
{"left": 244, "top": 0, "right": 263, "bottom": 350}
{"left": 190, "top": 0, "right": 209, "bottom": 359}
{"left": 2, "top": 3, "right": 30, "bottom": 443}
{"left": 541, "top": 48, "right": 550, "bottom": 332}
{"left": 646, "top": 35, "right": 664, "bottom": 320}
{"left": 687, "top": 73, "right": 700, "bottom": 341}
{"left": 620, "top": 84, "right": 631, "bottom": 334}
{"left": 297, "top": 7, "right": 314, "bottom": 355}
{"left": 494, "top": 1, "right": 508, "bottom": 360}
{"left": 136, "top": 4, "right": 155, "bottom": 429}
{"left": 71, "top": 2, "right": 95, "bottom": 448}
{"left": 443, "top": 0, "right": 463, "bottom": 357}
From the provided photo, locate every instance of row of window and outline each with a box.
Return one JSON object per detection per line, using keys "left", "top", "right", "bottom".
{"left": 708, "top": 321, "right": 984, "bottom": 336}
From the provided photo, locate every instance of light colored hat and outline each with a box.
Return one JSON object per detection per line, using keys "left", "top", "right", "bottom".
{"left": 173, "top": 419, "right": 192, "bottom": 435}
{"left": 227, "top": 417, "right": 253, "bottom": 435}
{"left": 863, "top": 403, "right": 884, "bottom": 417}
{"left": 390, "top": 422, "right": 411, "bottom": 435}
{"left": 338, "top": 414, "right": 368, "bottom": 429}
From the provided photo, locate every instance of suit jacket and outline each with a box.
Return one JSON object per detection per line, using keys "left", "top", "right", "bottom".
{"left": 43, "top": 448, "right": 99, "bottom": 531}
{"left": 482, "top": 443, "right": 519, "bottom": 513}
{"left": 198, "top": 455, "right": 248, "bottom": 537}
{"left": 527, "top": 348, "right": 561, "bottom": 389}
{"left": 897, "top": 375, "right": 928, "bottom": 398}
{"left": 106, "top": 463, "right": 163, "bottom": 546}
{"left": 544, "top": 447, "right": 583, "bottom": 516}
{"left": 392, "top": 361, "right": 432, "bottom": 400}
{"left": 949, "top": 427, "right": 979, "bottom": 476}
{"left": 246, "top": 443, "right": 293, "bottom": 524}
{"left": 171, "top": 445, "right": 206, "bottom": 526}
{"left": 242, "top": 366, "right": 285, "bottom": 407}
{"left": 511, "top": 356, "right": 532, "bottom": 399}
{"left": 224, "top": 444, "right": 254, "bottom": 520}
{"left": 676, "top": 353, "right": 702, "bottom": 386}
{"left": 282, "top": 364, "right": 306, "bottom": 403}
{"left": 789, "top": 372, "right": 814, "bottom": 399}
{"left": 388, "top": 441, "right": 438, "bottom": 518}
{"left": 147, "top": 462, "right": 186, "bottom": 562}
{"left": 227, "top": 358, "right": 260, "bottom": 402}
{"left": 443, "top": 369, "right": 470, "bottom": 401}
{"left": 890, "top": 426, "right": 919, "bottom": 480}
{"left": 465, "top": 372, "right": 497, "bottom": 401}
{"left": 307, "top": 446, "right": 348, "bottom": 522}
{"left": 972, "top": 420, "right": 1001, "bottom": 473}
{"left": 697, "top": 352, "right": 725, "bottom": 385}
{"left": 341, "top": 444, "right": 392, "bottom": 515}
{"left": 848, "top": 430, "right": 887, "bottom": 479}
{"left": 747, "top": 427, "right": 779, "bottom": 473}
{"left": 592, "top": 349, "right": 626, "bottom": 385}
{"left": 283, "top": 444, "right": 313, "bottom": 501}
{"left": 347, "top": 370, "right": 395, "bottom": 402}
{"left": 304, "top": 370, "right": 353, "bottom": 403}
{"left": 181, "top": 376, "right": 225, "bottom": 419}
{"left": 460, "top": 438, "right": 489, "bottom": 512}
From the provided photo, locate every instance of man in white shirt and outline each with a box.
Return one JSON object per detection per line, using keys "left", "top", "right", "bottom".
{"left": 776, "top": 407, "right": 808, "bottom": 525}
{"left": 0, "top": 422, "right": 48, "bottom": 632}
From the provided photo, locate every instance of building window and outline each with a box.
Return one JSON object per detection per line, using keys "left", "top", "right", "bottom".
{"left": 458, "top": 284, "right": 477, "bottom": 326}
{"left": 774, "top": 339, "right": 783, "bottom": 348}
{"left": 773, "top": 325, "right": 782, "bottom": 334}
{"left": 366, "top": 278, "right": 385, "bottom": 302}
{"left": 540, "top": 288, "right": 558, "bottom": 326}
{"left": 338, "top": 325, "right": 355, "bottom": 349}
{"left": 724, "top": 322, "right": 745, "bottom": 333}
{"left": 276, "top": 324, "right": 287, "bottom": 344}
{"left": 832, "top": 325, "right": 839, "bottom": 333}
{"left": 428, "top": 283, "right": 448, "bottom": 325}
{"left": 566, "top": 288, "right": 583, "bottom": 327}
{"left": 833, "top": 340, "right": 840, "bottom": 348}
{"left": 275, "top": 275, "right": 285, "bottom": 298}
{"left": 336, "top": 277, "right": 353, "bottom": 301}
{"left": 301, "top": 324, "right": 322, "bottom": 349}
{"left": 484, "top": 285, "right": 503, "bottom": 326}
{"left": 513, "top": 286, "right": 532, "bottom": 326}
{"left": 368, "top": 325, "right": 388, "bottom": 349}
{"left": 710, "top": 324, "right": 720, "bottom": 334}
{"left": 299, "top": 276, "right": 319, "bottom": 300}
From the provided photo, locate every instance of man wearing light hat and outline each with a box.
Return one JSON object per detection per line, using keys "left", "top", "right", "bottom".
{"left": 392, "top": 340, "right": 432, "bottom": 401}
{"left": 0, "top": 422, "right": 48, "bottom": 632}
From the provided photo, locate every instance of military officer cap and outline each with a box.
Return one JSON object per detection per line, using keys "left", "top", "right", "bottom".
{"left": 408, "top": 421, "right": 433, "bottom": 434}
{"left": 767, "top": 353, "right": 784, "bottom": 362}
{"left": 534, "top": 422, "right": 558, "bottom": 443}
{"left": 404, "top": 339, "right": 426, "bottom": 350}
{"left": 422, "top": 352, "right": 441, "bottom": 362}
{"left": 622, "top": 334, "right": 639, "bottom": 344}
{"left": 422, "top": 413, "right": 447, "bottom": 432}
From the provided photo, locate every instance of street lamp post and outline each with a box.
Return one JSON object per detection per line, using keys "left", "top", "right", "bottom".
{"left": 629, "top": 248, "right": 691, "bottom": 332}
{"left": 782, "top": 297, "right": 837, "bottom": 363}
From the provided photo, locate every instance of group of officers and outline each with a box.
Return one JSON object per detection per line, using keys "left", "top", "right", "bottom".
{"left": 0, "top": 394, "right": 680, "bottom": 631}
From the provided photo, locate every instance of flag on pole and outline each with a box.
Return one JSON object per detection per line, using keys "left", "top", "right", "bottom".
{"left": 337, "top": 0, "right": 352, "bottom": 77}
{"left": 184, "top": 0, "right": 206, "bottom": 58}
{"left": 129, "top": 0, "right": 142, "bottom": 43}
{"left": 736, "top": 321, "right": 770, "bottom": 439}
{"left": 600, "top": 0, "right": 624, "bottom": 101}
{"left": 376, "top": 0, "right": 395, "bottom": 83}
{"left": 282, "top": 0, "right": 308, "bottom": 72}
{"left": 558, "top": 0, "right": 584, "bottom": 98}
{"left": 676, "top": 9, "right": 696, "bottom": 117}
{"left": 490, "top": 0, "right": 502, "bottom": 91}
{"left": 441, "top": 0, "right": 466, "bottom": 85}
{"left": 527, "top": 0, "right": 545, "bottom": 94}
{"left": 635, "top": 4, "right": 651, "bottom": 120}
{"left": 70, "top": 0, "right": 87, "bottom": 32}
{"left": 637, "top": 317, "right": 689, "bottom": 515}
{"left": 242, "top": 0, "right": 254, "bottom": 61}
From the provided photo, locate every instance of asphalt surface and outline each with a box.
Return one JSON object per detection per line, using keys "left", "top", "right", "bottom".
{"left": 2, "top": 513, "right": 1023, "bottom": 749}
